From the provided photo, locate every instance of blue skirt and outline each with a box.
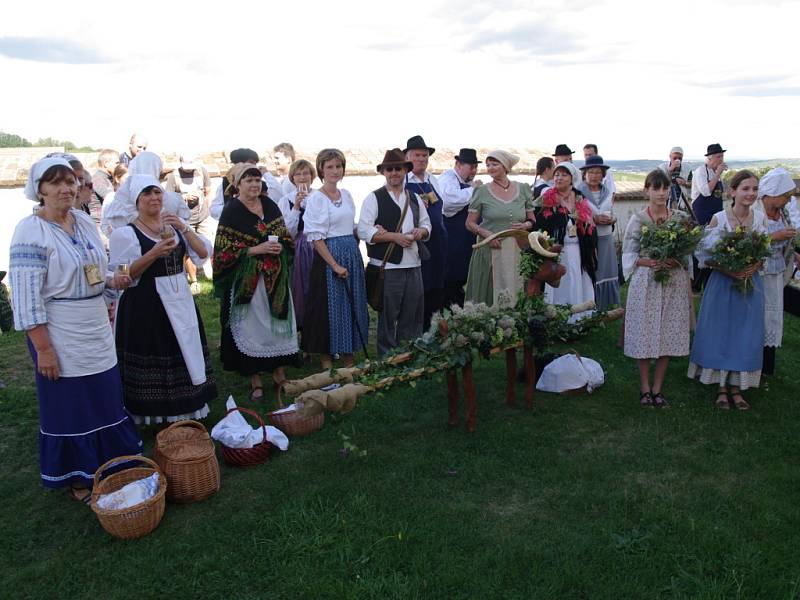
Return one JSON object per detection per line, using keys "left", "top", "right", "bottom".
{"left": 689, "top": 270, "right": 765, "bottom": 373}
{"left": 324, "top": 235, "right": 369, "bottom": 354}
{"left": 30, "top": 342, "right": 142, "bottom": 489}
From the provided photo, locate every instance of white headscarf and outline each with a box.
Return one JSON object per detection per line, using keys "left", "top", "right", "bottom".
{"left": 758, "top": 168, "right": 796, "bottom": 199}
{"left": 128, "top": 151, "right": 163, "bottom": 178}
{"left": 106, "top": 175, "right": 162, "bottom": 225}
{"left": 124, "top": 150, "right": 190, "bottom": 220}
{"left": 486, "top": 149, "right": 520, "bottom": 173}
{"left": 24, "top": 157, "right": 74, "bottom": 201}
{"left": 554, "top": 161, "right": 581, "bottom": 187}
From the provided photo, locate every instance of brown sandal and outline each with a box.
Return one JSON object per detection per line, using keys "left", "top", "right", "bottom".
{"left": 731, "top": 392, "right": 750, "bottom": 411}
{"left": 69, "top": 486, "right": 92, "bottom": 504}
{"left": 715, "top": 390, "right": 730, "bottom": 410}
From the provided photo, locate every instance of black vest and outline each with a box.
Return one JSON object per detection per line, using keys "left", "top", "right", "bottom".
{"left": 366, "top": 186, "right": 421, "bottom": 264}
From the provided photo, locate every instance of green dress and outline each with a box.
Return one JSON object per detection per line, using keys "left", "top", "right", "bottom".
{"left": 464, "top": 183, "right": 533, "bottom": 306}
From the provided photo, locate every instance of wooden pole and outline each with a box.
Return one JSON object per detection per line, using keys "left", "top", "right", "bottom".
{"left": 523, "top": 346, "right": 535, "bottom": 410}
{"left": 505, "top": 348, "right": 517, "bottom": 406}
{"left": 447, "top": 369, "right": 459, "bottom": 427}
{"left": 462, "top": 363, "right": 477, "bottom": 433}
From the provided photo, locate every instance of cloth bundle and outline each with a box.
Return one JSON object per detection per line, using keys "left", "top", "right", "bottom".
{"left": 210, "top": 396, "right": 289, "bottom": 451}
{"left": 536, "top": 352, "right": 604, "bottom": 394}
{"left": 95, "top": 472, "right": 160, "bottom": 510}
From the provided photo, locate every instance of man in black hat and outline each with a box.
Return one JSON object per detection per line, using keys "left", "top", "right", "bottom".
{"left": 553, "top": 144, "right": 574, "bottom": 165}
{"left": 439, "top": 148, "right": 483, "bottom": 308}
{"left": 690, "top": 143, "right": 728, "bottom": 292}
{"left": 691, "top": 143, "right": 728, "bottom": 226}
{"left": 357, "top": 149, "right": 431, "bottom": 356}
{"left": 403, "top": 135, "right": 447, "bottom": 329}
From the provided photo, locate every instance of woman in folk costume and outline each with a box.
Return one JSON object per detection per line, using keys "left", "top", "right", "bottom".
{"left": 688, "top": 170, "right": 767, "bottom": 410}
{"left": 464, "top": 150, "right": 535, "bottom": 306}
{"left": 277, "top": 159, "right": 317, "bottom": 332}
{"left": 577, "top": 155, "right": 620, "bottom": 309}
{"left": 109, "top": 175, "right": 216, "bottom": 424}
{"left": 757, "top": 168, "right": 798, "bottom": 375}
{"left": 9, "top": 157, "right": 141, "bottom": 502}
{"left": 534, "top": 161, "right": 598, "bottom": 321}
{"left": 213, "top": 164, "right": 299, "bottom": 401}
{"left": 301, "top": 149, "right": 369, "bottom": 369}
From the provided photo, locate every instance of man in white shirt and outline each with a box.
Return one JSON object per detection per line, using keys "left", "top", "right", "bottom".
{"left": 691, "top": 143, "right": 727, "bottom": 226}
{"left": 273, "top": 142, "right": 297, "bottom": 197}
{"left": 583, "top": 143, "right": 616, "bottom": 195}
{"left": 658, "top": 146, "right": 691, "bottom": 210}
{"left": 439, "top": 148, "right": 482, "bottom": 308}
{"left": 404, "top": 135, "right": 446, "bottom": 329}
{"left": 358, "top": 149, "right": 431, "bottom": 356}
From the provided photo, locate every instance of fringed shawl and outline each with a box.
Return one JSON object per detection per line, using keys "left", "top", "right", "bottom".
{"left": 535, "top": 188, "right": 599, "bottom": 283}
{"left": 213, "top": 197, "right": 294, "bottom": 324}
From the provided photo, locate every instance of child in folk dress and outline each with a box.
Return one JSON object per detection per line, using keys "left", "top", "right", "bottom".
{"left": 622, "top": 170, "right": 693, "bottom": 408}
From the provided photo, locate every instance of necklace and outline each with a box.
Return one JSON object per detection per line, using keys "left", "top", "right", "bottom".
{"left": 321, "top": 187, "right": 342, "bottom": 207}
{"left": 494, "top": 179, "right": 511, "bottom": 191}
{"left": 647, "top": 206, "right": 669, "bottom": 225}
{"left": 136, "top": 218, "right": 163, "bottom": 238}
{"left": 240, "top": 198, "right": 264, "bottom": 219}
{"left": 730, "top": 207, "right": 751, "bottom": 229}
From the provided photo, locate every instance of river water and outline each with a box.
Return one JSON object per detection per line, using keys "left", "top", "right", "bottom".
{"left": 0, "top": 174, "right": 645, "bottom": 273}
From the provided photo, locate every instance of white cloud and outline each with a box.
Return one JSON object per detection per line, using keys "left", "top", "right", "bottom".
{"left": 0, "top": 0, "right": 797, "bottom": 159}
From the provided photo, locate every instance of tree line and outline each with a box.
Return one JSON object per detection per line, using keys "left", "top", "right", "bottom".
{"left": 0, "top": 131, "right": 97, "bottom": 152}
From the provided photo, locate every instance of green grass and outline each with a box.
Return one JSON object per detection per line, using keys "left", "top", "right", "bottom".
{"left": 1, "top": 281, "right": 799, "bottom": 599}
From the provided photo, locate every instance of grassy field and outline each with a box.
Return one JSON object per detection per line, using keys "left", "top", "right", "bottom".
{"left": 1, "top": 281, "right": 799, "bottom": 599}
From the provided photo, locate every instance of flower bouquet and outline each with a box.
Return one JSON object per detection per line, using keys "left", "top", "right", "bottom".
{"left": 710, "top": 226, "right": 771, "bottom": 294}
{"left": 639, "top": 215, "right": 703, "bottom": 284}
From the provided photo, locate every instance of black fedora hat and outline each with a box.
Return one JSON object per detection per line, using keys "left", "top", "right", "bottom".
{"left": 552, "top": 144, "right": 574, "bottom": 156}
{"left": 376, "top": 148, "right": 413, "bottom": 173}
{"left": 454, "top": 148, "right": 481, "bottom": 164}
{"left": 403, "top": 135, "right": 435, "bottom": 156}
{"left": 705, "top": 143, "right": 726, "bottom": 156}
{"left": 579, "top": 155, "right": 610, "bottom": 171}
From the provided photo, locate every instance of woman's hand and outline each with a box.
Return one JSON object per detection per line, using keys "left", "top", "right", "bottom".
{"left": 249, "top": 241, "right": 282, "bottom": 255}
{"left": 294, "top": 189, "right": 308, "bottom": 210}
{"left": 662, "top": 258, "right": 682, "bottom": 270}
{"left": 162, "top": 214, "right": 187, "bottom": 233}
{"left": 36, "top": 346, "right": 60, "bottom": 381}
{"left": 148, "top": 236, "right": 178, "bottom": 258}
{"left": 594, "top": 214, "right": 615, "bottom": 226}
{"left": 109, "top": 273, "right": 132, "bottom": 290}
{"left": 332, "top": 264, "right": 348, "bottom": 279}
{"left": 771, "top": 227, "right": 797, "bottom": 242}
{"left": 510, "top": 221, "right": 532, "bottom": 231}
{"left": 637, "top": 258, "right": 659, "bottom": 268}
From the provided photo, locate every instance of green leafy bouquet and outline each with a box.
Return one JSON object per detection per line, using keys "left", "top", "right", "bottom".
{"left": 639, "top": 215, "right": 703, "bottom": 284}
{"left": 710, "top": 226, "right": 771, "bottom": 294}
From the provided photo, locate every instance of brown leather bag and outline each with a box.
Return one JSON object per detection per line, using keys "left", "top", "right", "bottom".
{"left": 364, "top": 195, "right": 410, "bottom": 311}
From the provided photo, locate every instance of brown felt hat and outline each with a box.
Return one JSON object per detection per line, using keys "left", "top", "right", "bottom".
{"left": 376, "top": 148, "right": 413, "bottom": 173}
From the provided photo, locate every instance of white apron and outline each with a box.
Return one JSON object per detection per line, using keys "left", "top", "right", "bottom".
{"left": 46, "top": 295, "right": 117, "bottom": 377}
{"left": 154, "top": 275, "right": 207, "bottom": 385}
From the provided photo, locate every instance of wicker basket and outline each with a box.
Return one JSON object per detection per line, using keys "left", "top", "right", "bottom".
{"left": 268, "top": 385, "right": 325, "bottom": 437}
{"left": 90, "top": 455, "right": 167, "bottom": 540}
{"left": 153, "top": 420, "right": 220, "bottom": 504}
{"left": 219, "top": 407, "right": 271, "bottom": 467}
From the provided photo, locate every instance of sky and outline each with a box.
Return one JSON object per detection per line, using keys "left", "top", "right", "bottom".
{"left": 1, "top": 0, "right": 798, "bottom": 161}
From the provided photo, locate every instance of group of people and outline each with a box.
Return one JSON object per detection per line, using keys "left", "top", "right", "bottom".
{"left": 6, "top": 135, "right": 798, "bottom": 502}
{"left": 624, "top": 145, "right": 799, "bottom": 410}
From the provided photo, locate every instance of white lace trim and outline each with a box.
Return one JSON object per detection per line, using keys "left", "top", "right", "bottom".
{"left": 687, "top": 363, "right": 761, "bottom": 390}
{"left": 131, "top": 404, "right": 210, "bottom": 425}
{"left": 230, "top": 280, "right": 299, "bottom": 358}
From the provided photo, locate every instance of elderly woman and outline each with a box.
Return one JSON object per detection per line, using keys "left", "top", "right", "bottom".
{"left": 301, "top": 149, "right": 369, "bottom": 368}
{"left": 578, "top": 155, "right": 619, "bottom": 309}
{"left": 464, "top": 150, "right": 535, "bottom": 306}
{"left": 213, "top": 164, "right": 299, "bottom": 400}
{"left": 277, "top": 159, "right": 317, "bottom": 332}
{"left": 758, "top": 168, "right": 798, "bottom": 376}
{"left": 109, "top": 175, "right": 216, "bottom": 424}
{"left": 9, "top": 157, "right": 141, "bottom": 502}
{"left": 534, "top": 161, "right": 598, "bottom": 321}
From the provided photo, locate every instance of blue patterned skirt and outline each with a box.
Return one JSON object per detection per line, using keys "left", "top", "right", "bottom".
{"left": 29, "top": 341, "right": 142, "bottom": 489}
{"left": 302, "top": 235, "right": 369, "bottom": 355}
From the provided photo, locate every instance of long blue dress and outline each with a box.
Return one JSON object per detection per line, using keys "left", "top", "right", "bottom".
{"left": 688, "top": 209, "right": 767, "bottom": 390}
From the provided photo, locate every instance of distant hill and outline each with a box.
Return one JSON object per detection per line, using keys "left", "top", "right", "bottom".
{"left": 595, "top": 158, "right": 800, "bottom": 175}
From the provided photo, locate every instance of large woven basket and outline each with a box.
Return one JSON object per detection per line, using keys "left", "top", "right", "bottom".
{"left": 153, "top": 420, "right": 220, "bottom": 504}
{"left": 219, "top": 407, "right": 271, "bottom": 467}
{"left": 90, "top": 455, "right": 167, "bottom": 540}
{"left": 268, "top": 385, "right": 325, "bottom": 437}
